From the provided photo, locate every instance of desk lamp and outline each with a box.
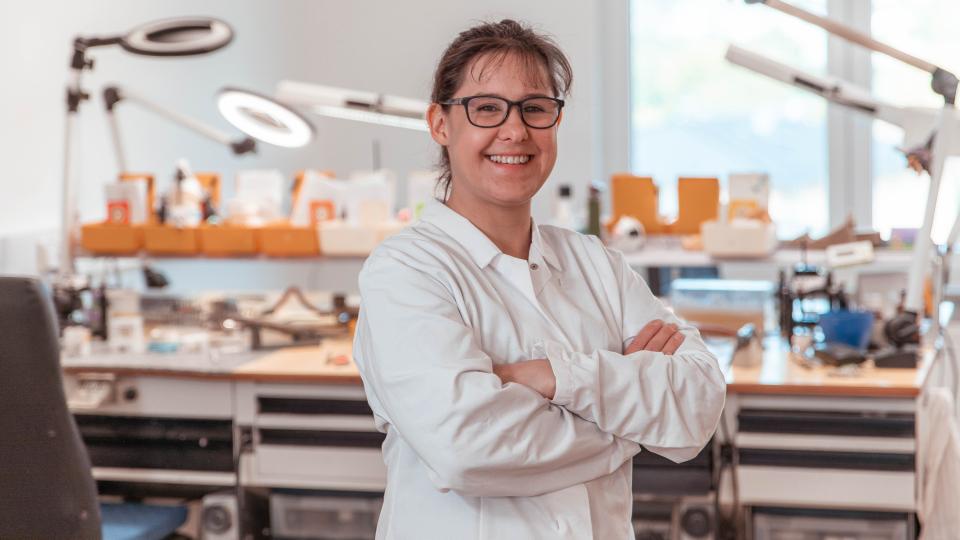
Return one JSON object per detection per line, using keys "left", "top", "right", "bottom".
{"left": 727, "top": 0, "right": 960, "bottom": 365}
{"left": 56, "top": 18, "right": 232, "bottom": 329}
{"left": 61, "top": 17, "right": 233, "bottom": 274}
{"left": 215, "top": 87, "right": 316, "bottom": 149}
{"left": 104, "top": 85, "right": 314, "bottom": 174}
{"left": 272, "top": 80, "right": 429, "bottom": 169}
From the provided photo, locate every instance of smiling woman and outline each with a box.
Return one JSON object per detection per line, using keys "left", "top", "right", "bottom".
{"left": 427, "top": 51, "right": 562, "bottom": 256}
{"left": 352, "top": 19, "right": 726, "bottom": 540}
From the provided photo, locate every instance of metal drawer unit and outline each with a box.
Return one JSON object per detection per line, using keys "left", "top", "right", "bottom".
{"left": 65, "top": 374, "right": 237, "bottom": 496}
{"left": 633, "top": 443, "right": 717, "bottom": 540}
{"left": 750, "top": 506, "right": 915, "bottom": 540}
{"left": 731, "top": 394, "right": 916, "bottom": 512}
{"left": 270, "top": 490, "right": 382, "bottom": 540}
{"left": 236, "top": 382, "right": 387, "bottom": 492}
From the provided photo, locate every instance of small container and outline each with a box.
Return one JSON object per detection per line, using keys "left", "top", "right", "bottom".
{"left": 143, "top": 225, "right": 200, "bottom": 255}
{"left": 80, "top": 223, "right": 144, "bottom": 255}
{"left": 258, "top": 223, "right": 319, "bottom": 257}
{"left": 199, "top": 225, "right": 259, "bottom": 256}
{"left": 818, "top": 310, "right": 874, "bottom": 350}
{"left": 62, "top": 326, "right": 92, "bottom": 357}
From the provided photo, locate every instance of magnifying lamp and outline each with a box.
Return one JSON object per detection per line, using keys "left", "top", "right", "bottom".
{"left": 272, "top": 80, "right": 428, "bottom": 169}
{"left": 275, "top": 80, "right": 429, "bottom": 132}
{"left": 60, "top": 17, "right": 234, "bottom": 280}
{"left": 119, "top": 17, "right": 233, "bottom": 56}
{"left": 216, "top": 88, "right": 315, "bottom": 148}
{"left": 53, "top": 17, "right": 234, "bottom": 333}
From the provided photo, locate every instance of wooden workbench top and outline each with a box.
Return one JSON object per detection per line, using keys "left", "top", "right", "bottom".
{"left": 63, "top": 337, "right": 933, "bottom": 397}
{"left": 719, "top": 337, "right": 933, "bottom": 398}
{"left": 232, "top": 341, "right": 361, "bottom": 384}
{"left": 62, "top": 342, "right": 364, "bottom": 384}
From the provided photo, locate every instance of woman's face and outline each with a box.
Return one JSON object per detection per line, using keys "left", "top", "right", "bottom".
{"left": 428, "top": 53, "right": 560, "bottom": 213}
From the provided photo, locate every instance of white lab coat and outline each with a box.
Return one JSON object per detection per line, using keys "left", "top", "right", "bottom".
{"left": 917, "top": 387, "right": 960, "bottom": 539}
{"left": 353, "top": 200, "right": 726, "bottom": 539}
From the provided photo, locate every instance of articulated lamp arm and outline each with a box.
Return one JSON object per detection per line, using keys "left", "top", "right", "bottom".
{"left": 747, "top": 0, "right": 958, "bottom": 105}
{"left": 102, "top": 85, "right": 256, "bottom": 173}
{"left": 738, "top": 0, "right": 960, "bottom": 319}
{"left": 724, "top": 45, "right": 907, "bottom": 128}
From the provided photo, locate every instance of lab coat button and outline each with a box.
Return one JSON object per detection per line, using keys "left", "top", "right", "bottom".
{"left": 530, "top": 263, "right": 539, "bottom": 270}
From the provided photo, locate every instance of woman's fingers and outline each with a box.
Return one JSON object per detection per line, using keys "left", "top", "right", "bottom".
{"left": 644, "top": 323, "right": 680, "bottom": 353}
{"left": 626, "top": 320, "right": 686, "bottom": 355}
{"left": 625, "top": 319, "right": 664, "bottom": 354}
{"left": 660, "top": 332, "right": 686, "bottom": 355}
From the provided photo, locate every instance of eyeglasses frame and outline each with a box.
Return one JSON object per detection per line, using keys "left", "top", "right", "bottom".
{"left": 438, "top": 95, "right": 565, "bottom": 129}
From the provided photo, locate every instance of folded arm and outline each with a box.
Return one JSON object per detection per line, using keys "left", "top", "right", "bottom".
{"left": 354, "top": 253, "right": 641, "bottom": 497}
{"left": 501, "top": 247, "right": 726, "bottom": 462}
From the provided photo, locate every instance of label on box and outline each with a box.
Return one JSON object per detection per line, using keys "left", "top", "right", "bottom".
{"left": 310, "top": 200, "right": 336, "bottom": 224}
{"left": 106, "top": 200, "right": 131, "bottom": 224}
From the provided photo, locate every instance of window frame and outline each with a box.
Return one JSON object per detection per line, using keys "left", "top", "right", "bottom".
{"left": 602, "top": 0, "right": 874, "bottom": 232}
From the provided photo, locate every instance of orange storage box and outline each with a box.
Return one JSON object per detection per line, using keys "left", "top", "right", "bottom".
{"left": 609, "top": 174, "right": 668, "bottom": 234}
{"left": 143, "top": 225, "right": 200, "bottom": 255}
{"left": 199, "top": 225, "right": 259, "bottom": 257}
{"left": 80, "top": 223, "right": 144, "bottom": 255}
{"left": 673, "top": 176, "right": 720, "bottom": 235}
{"left": 258, "top": 223, "right": 319, "bottom": 257}
{"left": 142, "top": 172, "right": 221, "bottom": 256}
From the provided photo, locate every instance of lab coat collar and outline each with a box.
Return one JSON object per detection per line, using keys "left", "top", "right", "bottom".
{"left": 531, "top": 221, "right": 562, "bottom": 272}
{"left": 420, "top": 200, "right": 501, "bottom": 268}
{"left": 420, "top": 200, "right": 561, "bottom": 271}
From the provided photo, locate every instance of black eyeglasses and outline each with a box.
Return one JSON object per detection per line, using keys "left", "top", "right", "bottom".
{"left": 439, "top": 95, "right": 564, "bottom": 129}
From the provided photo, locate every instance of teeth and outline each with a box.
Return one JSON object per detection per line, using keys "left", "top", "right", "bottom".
{"left": 488, "top": 154, "right": 530, "bottom": 165}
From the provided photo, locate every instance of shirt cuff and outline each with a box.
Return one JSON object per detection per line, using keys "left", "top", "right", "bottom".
{"left": 535, "top": 339, "right": 576, "bottom": 407}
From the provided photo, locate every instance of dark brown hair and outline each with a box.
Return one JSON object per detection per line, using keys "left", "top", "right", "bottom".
{"left": 430, "top": 19, "right": 573, "bottom": 200}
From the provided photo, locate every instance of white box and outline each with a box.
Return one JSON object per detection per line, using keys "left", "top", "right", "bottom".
{"left": 318, "top": 220, "right": 404, "bottom": 256}
{"left": 701, "top": 220, "right": 777, "bottom": 258}
{"left": 107, "top": 314, "right": 145, "bottom": 354}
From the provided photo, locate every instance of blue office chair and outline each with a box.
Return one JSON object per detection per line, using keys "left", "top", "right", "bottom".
{"left": 0, "top": 277, "right": 187, "bottom": 539}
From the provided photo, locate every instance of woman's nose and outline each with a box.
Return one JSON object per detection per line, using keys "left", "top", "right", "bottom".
{"left": 497, "top": 105, "right": 529, "bottom": 141}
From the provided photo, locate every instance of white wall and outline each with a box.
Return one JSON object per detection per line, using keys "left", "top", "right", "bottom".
{"left": 0, "top": 0, "right": 624, "bottom": 285}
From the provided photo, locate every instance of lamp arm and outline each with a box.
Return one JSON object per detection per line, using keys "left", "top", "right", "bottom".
{"left": 937, "top": 115, "right": 960, "bottom": 249}
{"left": 904, "top": 109, "right": 957, "bottom": 314}
{"left": 725, "top": 44, "right": 960, "bottom": 317}
{"left": 103, "top": 87, "right": 128, "bottom": 173}
{"left": 725, "top": 45, "right": 906, "bottom": 127}
{"left": 102, "top": 85, "right": 256, "bottom": 172}
{"left": 747, "top": 0, "right": 958, "bottom": 104}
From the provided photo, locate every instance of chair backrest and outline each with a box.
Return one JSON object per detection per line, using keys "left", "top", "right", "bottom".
{"left": 0, "top": 277, "right": 101, "bottom": 539}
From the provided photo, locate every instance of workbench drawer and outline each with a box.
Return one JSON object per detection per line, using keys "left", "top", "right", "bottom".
{"left": 244, "top": 445, "right": 386, "bottom": 491}
{"left": 737, "top": 466, "right": 915, "bottom": 511}
{"left": 66, "top": 375, "right": 233, "bottom": 418}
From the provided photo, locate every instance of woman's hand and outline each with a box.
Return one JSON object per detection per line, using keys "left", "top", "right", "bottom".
{"left": 624, "top": 319, "right": 685, "bottom": 355}
{"left": 493, "top": 319, "right": 684, "bottom": 399}
{"left": 493, "top": 360, "right": 556, "bottom": 400}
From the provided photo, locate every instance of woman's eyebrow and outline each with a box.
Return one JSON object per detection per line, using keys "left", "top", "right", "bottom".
{"left": 474, "top": 92, "right": 554, "bottom": 100}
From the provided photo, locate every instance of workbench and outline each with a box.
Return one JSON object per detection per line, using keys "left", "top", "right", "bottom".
{"left": 62, "top": 335, "right": 935, "bottom": 537}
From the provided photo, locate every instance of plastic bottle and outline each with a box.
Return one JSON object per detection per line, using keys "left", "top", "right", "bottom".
{"left": 553, "top": 184, "right": 574, "bottom": 229}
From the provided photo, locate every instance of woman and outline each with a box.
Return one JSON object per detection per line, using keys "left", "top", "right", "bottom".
{"left": 353, "top": 19, "right": 726, "bottom": 539}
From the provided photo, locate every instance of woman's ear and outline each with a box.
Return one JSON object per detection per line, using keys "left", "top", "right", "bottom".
{"left": 426, "top": 103, "right": 450, "bottom": 145}
{"left": 555, "top": 109, "right": 563, "bottom": 128}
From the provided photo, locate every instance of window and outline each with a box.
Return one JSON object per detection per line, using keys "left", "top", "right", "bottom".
{"left": 630, "top": 0, "right": 829, "bottom": 239}
{"left": 871, "top": 0, "right": 960, "bottom": 243}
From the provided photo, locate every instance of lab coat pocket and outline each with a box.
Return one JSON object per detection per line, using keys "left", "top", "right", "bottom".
{"left": 478, "top": 484, "right": 593, "bottom": 540}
